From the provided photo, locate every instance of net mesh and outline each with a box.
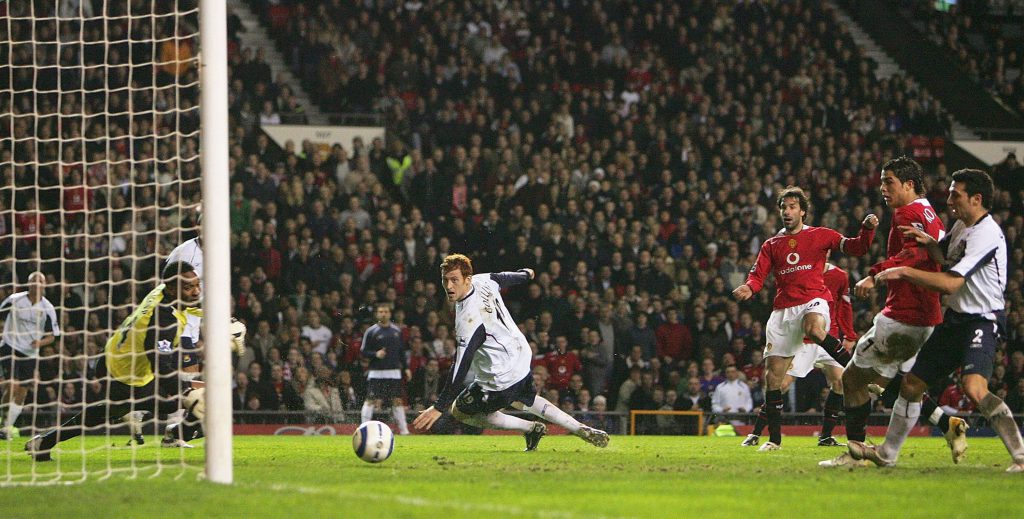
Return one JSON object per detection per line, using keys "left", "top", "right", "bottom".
{"left": 1, "top": 0, "right": 204, "bottom": 485}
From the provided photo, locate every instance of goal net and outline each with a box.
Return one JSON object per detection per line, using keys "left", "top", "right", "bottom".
{"left": 1, "top": 0, "right": 230, "bottom": 485}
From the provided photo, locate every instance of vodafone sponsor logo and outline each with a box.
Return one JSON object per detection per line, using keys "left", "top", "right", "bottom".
{"left": 777, "top": 264, "right": 813, "bottom": 275}
{"left": 785, "top": 252, "right": 800, "bottom": 265}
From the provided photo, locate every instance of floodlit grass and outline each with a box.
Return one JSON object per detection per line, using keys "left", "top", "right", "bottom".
{"left": 1, "top": 434, "right": 1021, "bottom": 518}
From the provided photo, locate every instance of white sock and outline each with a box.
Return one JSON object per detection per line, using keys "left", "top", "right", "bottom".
{"left": 166, "top": 408, "right": 185, "bottom": 426}
{"left": 979, "top": 394, "right": 1024, "bottom": 465}
{"left": 5, "top": 403, "right": 23, "bottom": 429}
{"left": 360, "top": 402, "right": 374, "bottom": 423}
{"left": 523, "top": 396, "right": 583, "bottom": 433}
{"left": 878, "top": 396, "right": 920, "bottom": 462}
{"left": 392, "top": 406, "right": 410, "bottom": 435}
{"left": 125, "top": 411, "right": 147, "bottom": 435}
{"left": 458, "top": 411, "right": 534, "bottom": 432}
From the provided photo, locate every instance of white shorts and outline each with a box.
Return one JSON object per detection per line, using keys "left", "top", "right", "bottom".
{"left": 852, "top": 313, "right": 934, "bottom": 379}
{"left": 765, "top": 298, "right": 831, "bottom": 359}
{"left": 787, "top": 344, "right": 843, "bottom": 378}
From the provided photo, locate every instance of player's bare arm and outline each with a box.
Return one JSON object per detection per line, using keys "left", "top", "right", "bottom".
{"left": 875, "top": 266, "right": 965, "bottom": 295}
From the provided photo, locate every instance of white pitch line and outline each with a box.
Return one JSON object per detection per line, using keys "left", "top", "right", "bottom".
{"left": 254, "top": 481, "right": 637, "bottom": 519}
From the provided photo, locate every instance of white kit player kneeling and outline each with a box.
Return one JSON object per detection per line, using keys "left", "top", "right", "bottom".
{"left": 412, "top": 254, "right": 609, "bottom": 450}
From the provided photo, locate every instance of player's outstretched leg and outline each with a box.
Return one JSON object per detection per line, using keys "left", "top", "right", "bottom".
{"left": 453, "top": 407, "right": 543, "bottom": 450}
{"left": 521, "top": 396, "right": 608, "bottom": 448}
{"left": 28, "top": 400, "right": 116, "bottom": 461}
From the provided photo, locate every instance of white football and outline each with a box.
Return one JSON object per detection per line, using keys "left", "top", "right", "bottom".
{"left": 353, "top": 420, "right": 395, "bottom": 463}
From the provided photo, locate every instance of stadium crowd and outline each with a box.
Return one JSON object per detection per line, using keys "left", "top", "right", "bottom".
{"left": 1, "top": 0, "right": 1023, "bottom": 432}
{"left": 901, "top": 0, "right": 1024, "bottom": 116}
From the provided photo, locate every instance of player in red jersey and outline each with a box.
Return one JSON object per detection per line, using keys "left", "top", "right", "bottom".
{"left": 820, "top": 157, "right": 952, "bottom": 468}
{"left": 734, "top": 186, "right": 877, "bottom": 451}
{"left": 742, "top": 259, "right": 857, "bottom": 447}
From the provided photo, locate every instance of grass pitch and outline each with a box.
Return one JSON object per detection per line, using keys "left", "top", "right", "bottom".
{"left": 1, "top": 434, "right": 1020, "bottom": 518}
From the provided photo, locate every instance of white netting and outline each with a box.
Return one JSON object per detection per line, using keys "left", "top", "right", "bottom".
{"left": 1, "top": 0, "right": 205, "bottom": 485}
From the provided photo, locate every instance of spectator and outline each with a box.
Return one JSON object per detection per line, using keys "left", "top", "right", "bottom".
{"left": 699, "top": 358, "right": 725, "bottom": 396}
{"left": 301, "top": 311, "right": 333, "bottom": 355}
{"left": 582, "top": 395, "right": 618, "bottom": 434}
{"left": 629, "top": 313, "right": 657, "bottom": 361}
{"left": 581, "top": 329, "right": 613, "bottom": 396}
{"left": 408, "top": 358, "right": 442, "bottom": 412}
{"left": 544, "top": 335, "right": 583, "bottom": 392}
{"left": 711, "top": 366, "right": 754, "bottom": 425}
{"left": 304, "top": 369, "right": 345, "bottom": 423}
{"left": 655, "top": 307, "right": 693, "bottom": 367}
{"left": 266, "top": 364, "right": 304, "bottom": 413}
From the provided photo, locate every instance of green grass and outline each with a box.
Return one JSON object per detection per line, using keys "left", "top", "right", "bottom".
{"left": 1, "top": 434, "right": 1021, "bottom": 518}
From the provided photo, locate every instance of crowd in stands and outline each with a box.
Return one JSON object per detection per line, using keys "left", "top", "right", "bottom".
{"left": 901, "top": 0, "right": 1024, "bottom": 115}
{"left": 1, "top": 1, "right": 1023, "bottom": 432}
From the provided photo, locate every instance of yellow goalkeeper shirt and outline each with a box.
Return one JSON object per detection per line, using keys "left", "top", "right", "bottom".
{"left": 105, "top": 284, "right": 188, "bottom": 387}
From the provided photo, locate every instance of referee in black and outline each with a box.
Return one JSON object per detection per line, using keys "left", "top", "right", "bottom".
{"left": 358, "top": 303, "right": 411, "bottom": 434}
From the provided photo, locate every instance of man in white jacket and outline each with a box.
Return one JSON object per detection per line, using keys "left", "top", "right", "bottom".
{"left": 712, "top": 366, "right": 753, "bottom": 426}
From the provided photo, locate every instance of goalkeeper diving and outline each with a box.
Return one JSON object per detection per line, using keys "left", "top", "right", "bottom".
{"left": 26, "top": 262, "right": 242, "bottom": 460}
{"left": 122, "top": 223, "right": 247, "bottom": 447}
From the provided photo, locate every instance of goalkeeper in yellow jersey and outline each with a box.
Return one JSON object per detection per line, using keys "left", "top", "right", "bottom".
{"left": 27, "top": 262, "right": 206, "bottom": 461}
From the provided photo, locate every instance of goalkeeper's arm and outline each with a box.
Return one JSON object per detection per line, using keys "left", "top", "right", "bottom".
{"left": 230, "top": 317, "right": 247, "bottom": 355}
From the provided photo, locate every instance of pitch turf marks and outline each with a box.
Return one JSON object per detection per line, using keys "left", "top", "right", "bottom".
{"left": 254, "top": 481, "right": 640, "bottom": 519}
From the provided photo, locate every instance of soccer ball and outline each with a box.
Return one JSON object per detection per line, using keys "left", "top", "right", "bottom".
{"left": 353, "top": 420, "right": 394, "bottom": 463}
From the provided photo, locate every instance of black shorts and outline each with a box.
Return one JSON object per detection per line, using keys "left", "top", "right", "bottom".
{"left": 0, "top": 343, "right": 37, "bottom": 381}
{"left": 454, "top": 373, "right": 537, "bottom": 416}
{"left": 366, "top": 378, "right": 403, "bottom": 401}
{"left": 92, "top": 359, "right": 184, "bottom": 418}
{"left": 910, "top": 310, "right": 1003, "bottom": 385}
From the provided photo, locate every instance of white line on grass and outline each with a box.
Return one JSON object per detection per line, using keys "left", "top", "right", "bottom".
{"left": 254, "top": 482, "right": 637, "bottom": 519}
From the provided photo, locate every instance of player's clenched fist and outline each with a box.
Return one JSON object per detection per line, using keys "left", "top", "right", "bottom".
{"left": 862, "top": 214, "right": 879, "bottom": 229}
{"left": 854, "top": 275, "right": 875, "bottom": 299}
{"left": 732, "top": 284, "right": 753, "bottom": 301}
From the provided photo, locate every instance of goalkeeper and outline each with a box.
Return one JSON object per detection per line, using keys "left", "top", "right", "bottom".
{"left": 27, "top": 262, "right": 208, "bottom": 461}
{"left": 124, "top": 217, "right": 246, "bottom": 447}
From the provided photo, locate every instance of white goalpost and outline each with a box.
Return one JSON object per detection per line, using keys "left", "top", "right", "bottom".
{"left": 198, "top": 0, "right": 231, "bottom": 485}
{"left": 0, "top": 0, "right": 230, "bottom": 485}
